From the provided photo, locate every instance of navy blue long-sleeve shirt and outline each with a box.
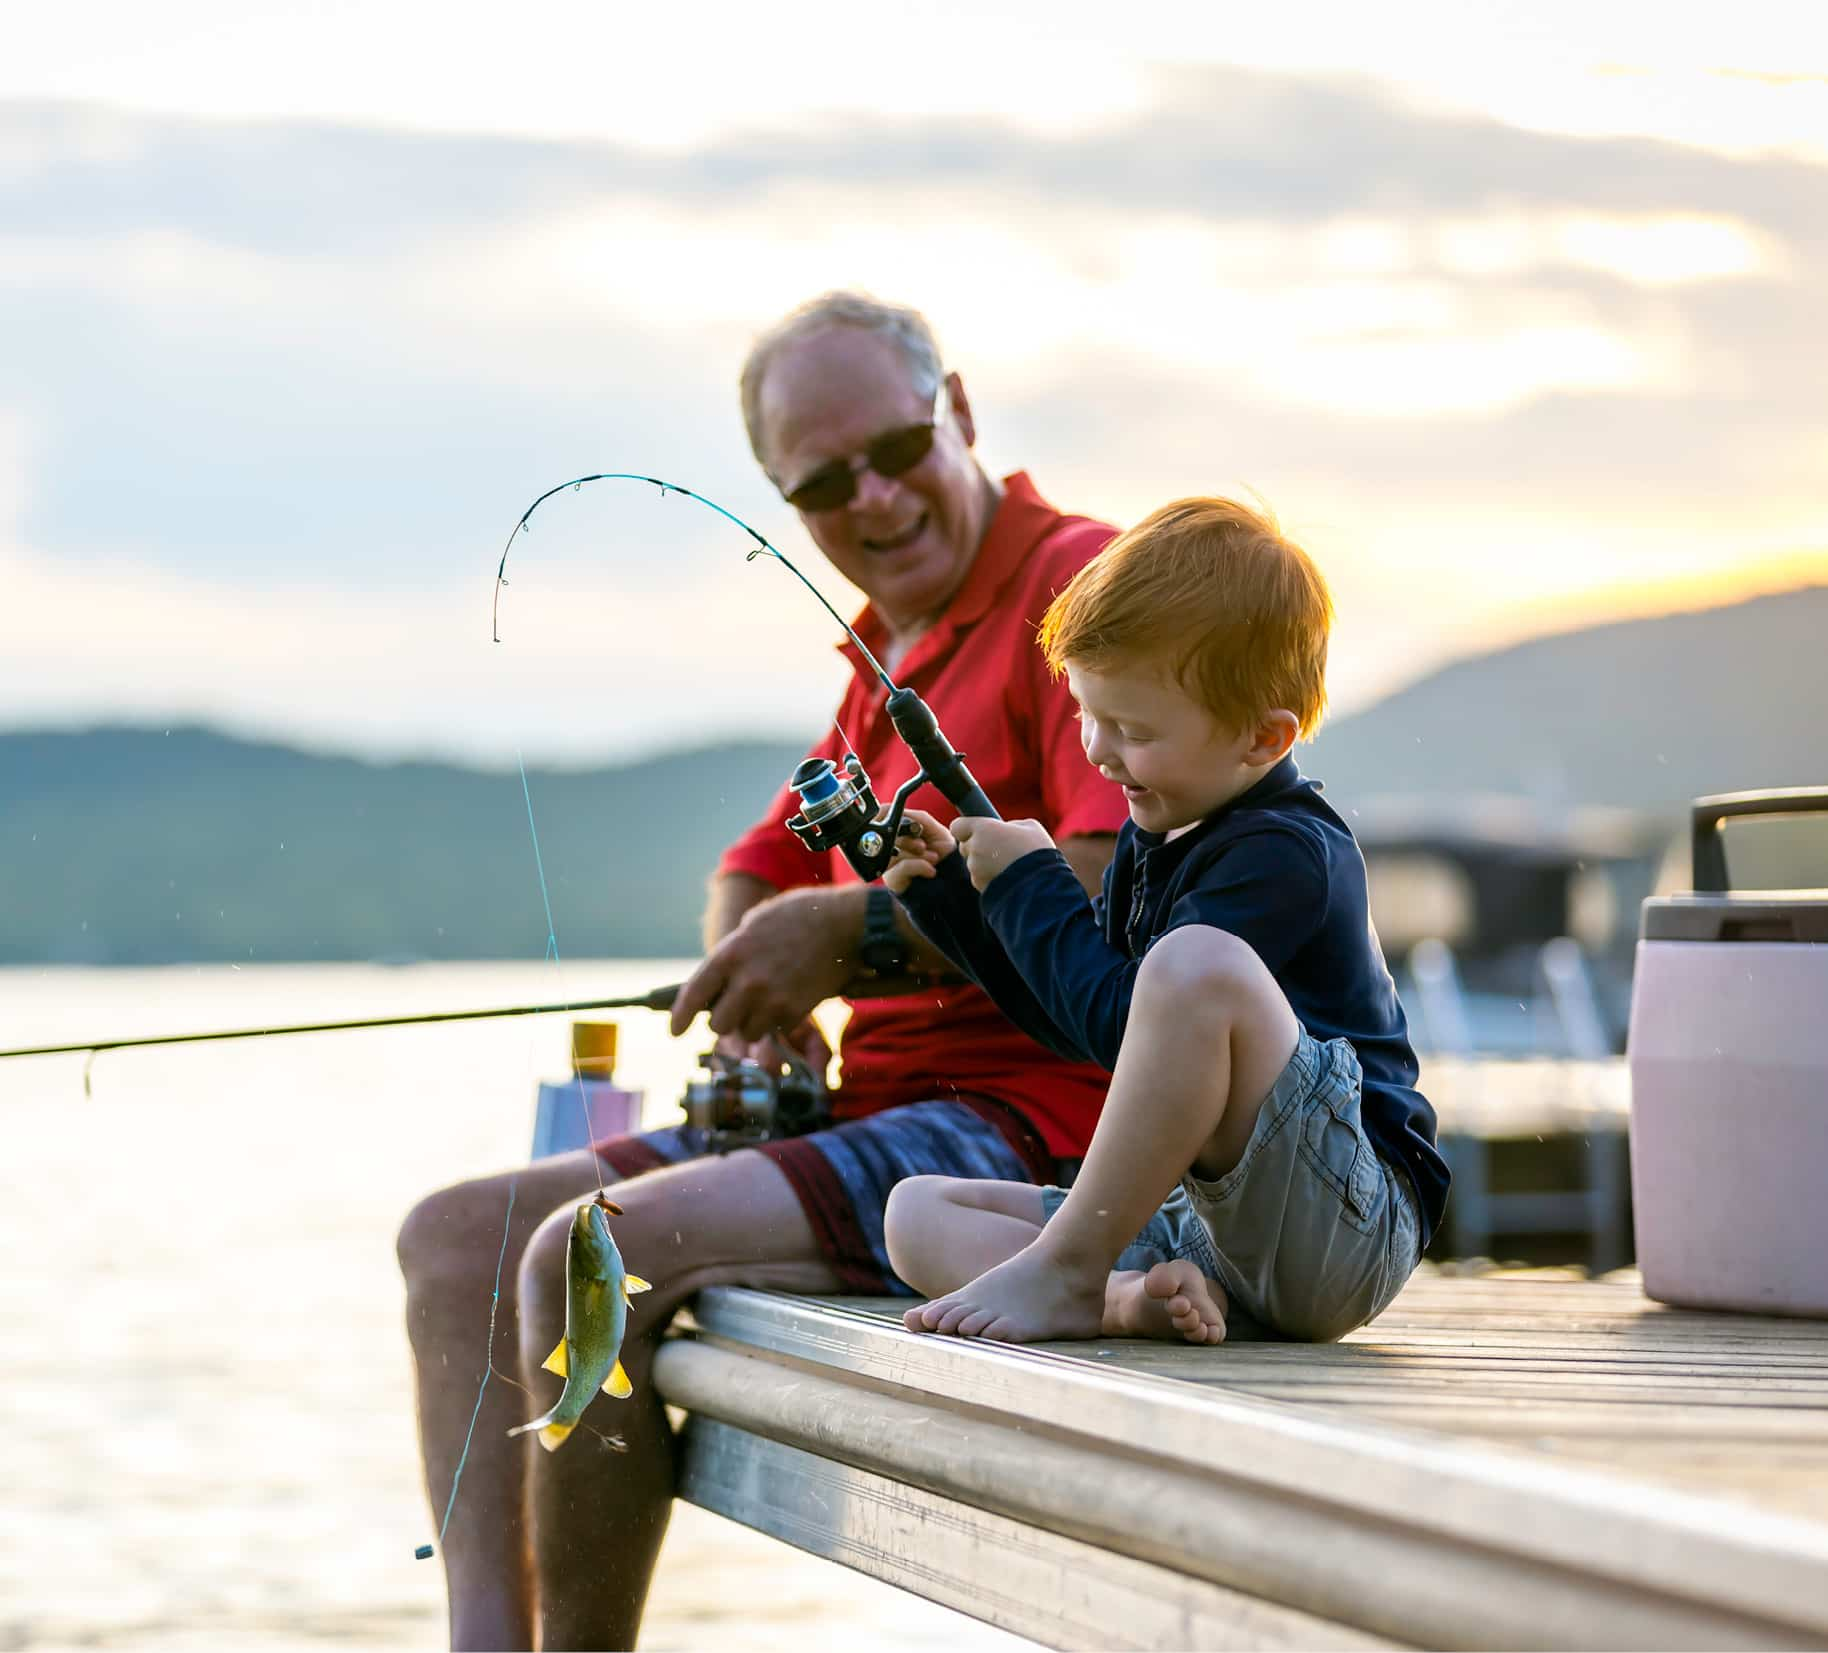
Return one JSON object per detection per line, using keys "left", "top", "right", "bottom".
{"left": 896, "top": 755, "right": 1450, "bottom": 1244}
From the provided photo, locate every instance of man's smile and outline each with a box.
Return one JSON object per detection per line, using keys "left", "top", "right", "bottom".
{"left": 861, "top": 512, "right": 928, "bottom": 552}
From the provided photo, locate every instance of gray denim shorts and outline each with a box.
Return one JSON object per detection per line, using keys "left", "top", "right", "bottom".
{"left": 1040, "top": 1028, "right": 1422, "bottom": 1342}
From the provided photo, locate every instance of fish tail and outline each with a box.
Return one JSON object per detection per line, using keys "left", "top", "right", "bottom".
{"left": 508, "top": 1412, "right": 578, "bottom": 1452}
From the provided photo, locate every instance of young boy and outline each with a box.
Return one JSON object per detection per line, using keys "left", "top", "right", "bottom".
{"left": 881, "top": 496, "right": 1448, "bottom": 1345}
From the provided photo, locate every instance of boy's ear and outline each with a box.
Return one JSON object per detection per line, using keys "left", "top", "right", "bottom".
{"left": 1247, "top": 710, "right": 1300, "bottom": 766}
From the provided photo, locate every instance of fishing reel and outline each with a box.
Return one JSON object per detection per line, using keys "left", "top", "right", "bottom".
{"left": 785, "top": 685, "right": 1001, "bottom": 880}
{"left": 681, "top": 1043, "right": 830, "bottom": 1153}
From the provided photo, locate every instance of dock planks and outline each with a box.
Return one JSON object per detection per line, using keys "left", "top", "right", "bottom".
{"left": 657, "top": 1267, "right": 1828, "bottom": 1649}
{"left": 1098, "top": 1268, "right": 1828, "bottom": 1526}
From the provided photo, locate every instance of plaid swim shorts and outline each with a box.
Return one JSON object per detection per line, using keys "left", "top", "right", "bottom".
{"left": 595, "top": 1096, "right": 1058, "bottom": 1294}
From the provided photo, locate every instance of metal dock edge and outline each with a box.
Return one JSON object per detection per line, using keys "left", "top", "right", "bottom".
{"left": 678, "top": 1418, "right": 1392, "bottom": 1650}
{"left": 651, "top": 1287, "right": 1828, "bottom": 1651}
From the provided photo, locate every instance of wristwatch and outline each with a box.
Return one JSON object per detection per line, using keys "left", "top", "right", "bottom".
{"left": 858, "top": 885, "right": 911, "bottom": 977}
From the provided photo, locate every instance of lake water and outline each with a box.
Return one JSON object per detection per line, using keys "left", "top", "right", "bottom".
{"left": 0, "top": 961, "right": 1032, "bottom": 1651}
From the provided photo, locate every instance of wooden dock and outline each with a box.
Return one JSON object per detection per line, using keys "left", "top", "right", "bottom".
{"left": 652, "top": 1268, "right": 1828, "bottom": 1650}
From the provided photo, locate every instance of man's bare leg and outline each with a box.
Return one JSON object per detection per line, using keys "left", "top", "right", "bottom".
{"left": 909, "top": 926, "right": 1297, "bottom": 1342}
{"left": 397, "top": 1149, "right": 621, "bottom": 1650}
{"left": 515, "top": 1149, "right": 842, "bottom": 1651}
{"left": 888, "top": 1176, "right": 1227, "bottom": 1344}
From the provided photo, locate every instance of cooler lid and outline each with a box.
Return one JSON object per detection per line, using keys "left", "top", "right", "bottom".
{"left": 1642, "top": 893, "right": 1828, "bottom": 943}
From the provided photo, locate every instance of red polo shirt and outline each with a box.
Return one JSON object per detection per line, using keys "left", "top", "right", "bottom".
{"left": 718, "top": 473, "right": 1127, "bottom": 1158}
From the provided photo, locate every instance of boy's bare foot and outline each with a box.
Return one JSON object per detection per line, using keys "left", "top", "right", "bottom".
{"left": 1104, "top": 1261, "right": 1228, "bottom": 1344}
{"left": 901, "top": 1244, "right": 1105, "bottom": 1342}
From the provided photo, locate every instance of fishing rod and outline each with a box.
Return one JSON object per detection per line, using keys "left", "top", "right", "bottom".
{"left": 0, "top": 972, "right": 942, "bottom": 1067}
{"left": 0, "top": 983, "right": 686, "bottom": 1063}
{"left": 494, "top": 473, "right": 1002, "bottom": 882}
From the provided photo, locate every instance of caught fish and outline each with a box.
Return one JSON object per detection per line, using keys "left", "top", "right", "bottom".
{"left": 509, "top": 1193, "right": 651, "bottom": 1452}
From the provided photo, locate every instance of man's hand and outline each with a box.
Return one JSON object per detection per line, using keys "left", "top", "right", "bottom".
{"left": 670, "top": 885, "right": 856, "bottom": 1042}
{"left": 951, "top": 817, "right": 1056, "bottom": 892}
{"left": 882, "top": 809, "right": 957, "bottom": 895}
{"left": 712, "top": 1019, "right": 832, "bottom": 1081}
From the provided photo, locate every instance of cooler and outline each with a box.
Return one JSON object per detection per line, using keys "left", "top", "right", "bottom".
{"left": 1627, "top": 787, "right": 1828, "bottom": 1317}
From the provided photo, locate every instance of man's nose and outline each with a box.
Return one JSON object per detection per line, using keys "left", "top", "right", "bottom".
{"left": 848, "top": 463, "right": 901, "bottom": 514}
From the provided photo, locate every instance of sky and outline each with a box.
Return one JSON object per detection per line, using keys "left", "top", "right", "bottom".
{"left": 3, "top": 0, "right": 1825, "bottom": 766}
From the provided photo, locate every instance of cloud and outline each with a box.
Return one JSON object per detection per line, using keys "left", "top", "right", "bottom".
{"left": 1, "top": 83, "right": 1823, "bottom": 759}
{"left": 6, "top": 70, "right": 1825, "bottom": 252}
{"left": 0, "top": 507, "right": 853, "bottom": 765}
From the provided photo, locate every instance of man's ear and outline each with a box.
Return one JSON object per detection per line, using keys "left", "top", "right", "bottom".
{"left": 946, "top": 371, "right": 976, "bottom": 448}
{"left": 1247, "top": 710, "right": 1300, "bottom": 767}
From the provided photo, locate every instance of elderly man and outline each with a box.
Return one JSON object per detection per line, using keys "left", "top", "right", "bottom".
{"left": 396, "top": 291, "right": 1126, "bottom": 1649}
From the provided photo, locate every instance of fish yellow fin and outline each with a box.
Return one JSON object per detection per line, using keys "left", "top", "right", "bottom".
{"left": 602, "top": 1360, "right": 634, "bottom": 1399}
{"left": 623, "top": 1274, "right": 653, "bottom": 1297}
{"left": 542, "top": 1339, "right": 568, "bottom": 1378}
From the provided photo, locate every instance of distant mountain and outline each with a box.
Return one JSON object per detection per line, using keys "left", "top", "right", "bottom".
{"left": 1305, "top": 584, "right": 1828, "bottom": 817}
{"left": 0, "top": 728, "right": 805, "bottom": 964}
{"left": 4, "top": 584, "right": 1824, "bottom": 964}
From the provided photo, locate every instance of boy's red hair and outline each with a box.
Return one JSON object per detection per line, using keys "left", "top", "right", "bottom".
{"left": 1037, "top": 496, "right": 1333, "bottom": 737}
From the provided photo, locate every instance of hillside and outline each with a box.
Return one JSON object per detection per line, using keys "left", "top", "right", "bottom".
{"left": 1, "top": 729, "right": 805, "bottom": 964}
{"left": 1305, "top": 584, "right": 1828, "bottom": 814}
{"left": 5, "top": 584, "right": 1824, "bottom": 964}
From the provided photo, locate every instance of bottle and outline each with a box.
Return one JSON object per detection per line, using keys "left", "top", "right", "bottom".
{"left": 529, "top": 1021, "right": 645, "bottom": 1160}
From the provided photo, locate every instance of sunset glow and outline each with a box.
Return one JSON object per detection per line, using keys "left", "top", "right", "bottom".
{"left": 2, "top": 1, "right": 1823, "bottom": 761}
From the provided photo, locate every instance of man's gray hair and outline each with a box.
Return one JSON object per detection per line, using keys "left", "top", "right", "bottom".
{"left": 739, "top": 291, "right": 944, "bottom": 465}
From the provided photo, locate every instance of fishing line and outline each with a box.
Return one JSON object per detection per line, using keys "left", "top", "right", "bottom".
{"left": 515, "top": 751, "right": 611, "bottom": 1203}
{"left": 435, "top": 469, "right": 895, "bottom": 1565}
{"left": 421, "top": 749, "right": 613, "bottom": 1558}
{"left": 420, "top": 1178, "right": 517, "bottom": 1560}
{"left": 491, "top": 473, "right": 898, "bottom": 692}
{"left": 488, "top": 470, "right": 897, "bottom": 1227}
{"left": 488, "top": 466, "right": 904, "bottom": 1216}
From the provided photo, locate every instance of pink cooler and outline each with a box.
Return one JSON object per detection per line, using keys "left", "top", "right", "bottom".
{"left": 1627, "top": 787, "right": 1828, "bottom": 1317}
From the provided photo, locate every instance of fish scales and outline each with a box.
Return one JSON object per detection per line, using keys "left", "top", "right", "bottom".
{"left": 509, "top": 1195, "right": 651, "bottom": 1452}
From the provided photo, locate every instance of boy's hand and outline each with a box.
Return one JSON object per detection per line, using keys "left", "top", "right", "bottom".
{"left": 951, "top": 817, "right": 1055, "bottom": 891}
{"left": 882, "top": 808, "right": 956, "bottom": 895}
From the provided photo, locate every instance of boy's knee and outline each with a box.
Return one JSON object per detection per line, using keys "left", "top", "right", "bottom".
{"left": 883, "top": 1175, "right": 949, "bottom": 1270}
{"left": 1136, "top": 925, "right": 1266, "bottom": 1013}
{"left": 884, "top": 1173, "right": 934, "bottom": 1240}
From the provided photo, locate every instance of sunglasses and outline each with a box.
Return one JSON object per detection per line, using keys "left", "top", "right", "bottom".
{"left": 780, "top": 397, "right": 943, "bottom": 513}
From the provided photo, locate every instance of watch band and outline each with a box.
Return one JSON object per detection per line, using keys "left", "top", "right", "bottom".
{"left": 859, "top": 885, "right": 911, "bottom": 976}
